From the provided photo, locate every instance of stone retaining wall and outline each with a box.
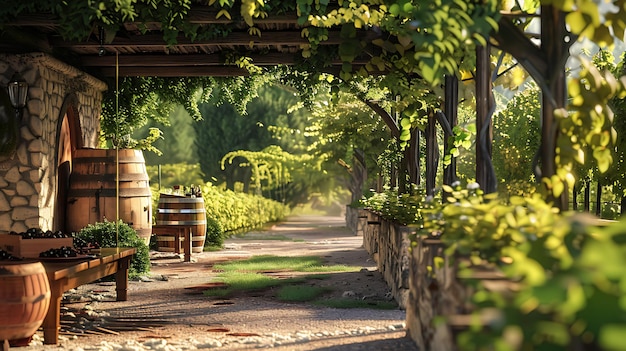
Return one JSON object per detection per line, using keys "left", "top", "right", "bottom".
{"left": 347, "top": 209, "right": 512, "bottom": 350}
{"left": 405, "top": 236, "right": 513, "bottom": 351}
{"left": 347, "top": 209, "right": 412, "bottom": 309}
{"left": 405, "top": 237, "right": 467, "bottom": 351}
{"left": 0, "top": 53, "right": 106, "bottom": 233}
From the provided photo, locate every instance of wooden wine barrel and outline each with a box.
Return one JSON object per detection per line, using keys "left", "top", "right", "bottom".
{"left": 65, "top": 148, "right": 152, "bottom": 244}
{"left": 0, "top": 261, "right": 51, "bottom": 345}
{"left": 156, "top": 194, "right": 206, "bottom": 253}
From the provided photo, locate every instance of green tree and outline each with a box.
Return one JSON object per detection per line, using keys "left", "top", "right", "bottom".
{"left": 606, "top": 51, "right": 626, "bottom": 215}
{"left": 304, "top": 89, "right": 392, "bottom": 197}
{"left": 194, "top": 84, "right": 309, "bottom": 190}
{"left": 492, "top": 83, "right": 541, "bottom": 190}
{"left": 137, "top": 105, "right": 198, "bottom": 165}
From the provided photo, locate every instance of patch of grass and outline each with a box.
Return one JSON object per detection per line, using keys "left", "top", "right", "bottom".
{"left": 204, "top": 245, "right": 223, "bottom": 252}
{"left": 212, "top": 255, "right": 359, "bottom": 273}
{"left": 204, "top": 272, "right": 307, "bottom": 297}
{"left": 277, "top": 285, "right": 332, "bottom": 302}
{"left": 204, "top": 255, "right": 362, "bottom": 301}
{"left": 238, "top": 234, "right": 296, "bottom": 241}
{"left": 315, "top": 298, "right": 398, "bottom": 310}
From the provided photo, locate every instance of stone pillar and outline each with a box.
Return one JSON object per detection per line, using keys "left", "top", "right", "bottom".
{"left": 0, "top": 53, "right": 106, "bottom": 233}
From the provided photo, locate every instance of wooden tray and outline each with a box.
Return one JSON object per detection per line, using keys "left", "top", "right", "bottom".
{"left": 0, "top": 235, "right": 74, "bottom": 258}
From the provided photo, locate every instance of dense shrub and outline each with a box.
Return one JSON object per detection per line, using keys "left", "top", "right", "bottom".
{"left": 205, "top": 217, "right": 224, "bottom": 247}
{"left": 360, "top": 182, "right": 626, "bottom": 350}
{"left": 77, "top": 219, "right": 150, "bottom": 278}
{"left": 200, "top": 183, "right": 288, "bottom": 234}
{"left": 358, "top": 186, "right": 430, "bottom": 226}
{"left": 417, "top": 183, "right": 626, "bottom": 350}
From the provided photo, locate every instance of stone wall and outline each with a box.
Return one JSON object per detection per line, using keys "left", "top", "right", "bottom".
{"left": 0, "top": 53, "right": 106, "bottom": 233}
{"left": 344, "top": 205, "right": 367, "bottom": 236}
{"left": 350, "top": 209, "right": 412, "bottom": 309}
{"left": 405, "top": 236, "right": 513, "bottom": 351}
{"left": 348, "top": 209, "right": 512, "bottom": 349}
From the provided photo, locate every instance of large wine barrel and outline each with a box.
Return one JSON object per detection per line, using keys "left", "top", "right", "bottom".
{"left": 65, "top": 149, "right": 152, "bottom": 244}
{"left": 156, "top": 194, "right": 206, "bottom": 253}
{"left": 0, "top": 261, "right": 51, "bottom": 345}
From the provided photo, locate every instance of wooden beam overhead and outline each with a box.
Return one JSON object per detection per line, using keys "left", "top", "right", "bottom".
{"left": 96, "top": 64, "right": 381, "bottom": 77}
{"left": 52, "top": 30, "right": 354, "bottom": 48}
{"left": 98, "top": 66, "right": 252, "bottom": 77}
{"left": 80, "top": 53, "right": 371, "bottom": 67}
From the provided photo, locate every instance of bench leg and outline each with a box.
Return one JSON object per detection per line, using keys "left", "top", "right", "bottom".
{"left": 184, "top": 227, "right": 192, "bottom": 262}
{"left": 115, "top": 257, "right": 131, "bottom": 301}
{"left": 43, "top": 282, "right": 63, "bottom": 344}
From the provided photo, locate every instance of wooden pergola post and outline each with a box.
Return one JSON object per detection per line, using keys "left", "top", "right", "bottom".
{"left": 475, "top": 44, "right": 496, "bottom": 194}
{"left": 425, "top": 109, "right": 438, "bottom": 197}
{"left": 443, "top": 74, "right": 459, "bottom": 188}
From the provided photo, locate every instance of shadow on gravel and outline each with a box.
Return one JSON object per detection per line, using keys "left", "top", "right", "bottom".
{"left": 313, "top": 336, "right": 419, "bottom": 351}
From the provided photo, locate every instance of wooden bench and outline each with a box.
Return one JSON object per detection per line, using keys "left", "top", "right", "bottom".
{"left": 40, "top": 247, "right": 136, "bottom": 344}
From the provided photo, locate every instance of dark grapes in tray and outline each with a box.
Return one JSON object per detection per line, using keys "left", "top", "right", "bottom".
{"left": 0, "top": 248, "right": 21, "bottom": 261}
{"left": 39, "top": 246, "right": 79, "bottom": 258}
{"left": 10, "top": 228, "right": 72, "bottom": 239}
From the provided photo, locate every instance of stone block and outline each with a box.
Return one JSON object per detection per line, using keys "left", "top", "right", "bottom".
{"left": 0, "top": 192, "right": 9, "bottom": 211}
{"left": 28, "top": 116, "right": 43, "bottom": 137}
{"left": 10, "top": 206, "right": 38, "bottom": 221}
{"left": 10, "top": 196, "right": 28, "bottom": 207}
{"left": 28, "top": 138, "right": 43, "bottom": 152}
{"left": 16, "top": 180, "right": 35, "bottom": 196}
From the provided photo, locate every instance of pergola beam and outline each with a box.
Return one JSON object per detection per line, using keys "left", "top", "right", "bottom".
{"left": 79, "top": 53, "right": 371, "bottom": 67}
{"left": 51, "top": 30, "right": 359, "bottom": 49}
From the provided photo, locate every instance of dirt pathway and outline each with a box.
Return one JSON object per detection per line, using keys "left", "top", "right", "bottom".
{"left": 22, "top": 215, "right": 418, "bottom": 350}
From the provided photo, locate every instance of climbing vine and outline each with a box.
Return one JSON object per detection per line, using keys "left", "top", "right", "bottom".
{"left": 2, "top": 0, "right": 625, "bottom": 199}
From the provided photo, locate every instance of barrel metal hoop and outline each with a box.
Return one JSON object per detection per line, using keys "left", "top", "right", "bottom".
{"left": 156, "top": 220, "right": 207, "bottom": 226}
{"left": 158, "top": 209, "right": 204, "bottom": 214}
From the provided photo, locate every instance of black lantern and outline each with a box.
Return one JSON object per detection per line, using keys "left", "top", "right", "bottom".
{"left": 8, "top": 73, "right": 28, "bottom": 111}
{"left": 0, "top": 73, "right": 28, "bottom": 158}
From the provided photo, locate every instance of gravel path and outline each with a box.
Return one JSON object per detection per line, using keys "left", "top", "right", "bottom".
{"left": 19, "top": 215, "right": 418, "bottom": 351}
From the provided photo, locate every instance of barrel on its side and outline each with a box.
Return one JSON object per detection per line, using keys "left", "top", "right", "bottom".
{"left": 156, "top": 194, "right": 206, "bottom": 253}
{"left": 65, "top": 148, "right": 152, "bottom": 244}
{"left": 0, "top": 261, "right": 51, "bottom": 344}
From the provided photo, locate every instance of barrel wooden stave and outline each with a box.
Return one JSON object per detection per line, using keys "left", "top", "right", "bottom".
{"left": 66, "top": 148, "right": 152, "bottom": 244}
{"left": 0, "top": 261, "right": 51, "bottom": 342}
{"left": 156, "top": 194, "right": 206, "bottom": 253}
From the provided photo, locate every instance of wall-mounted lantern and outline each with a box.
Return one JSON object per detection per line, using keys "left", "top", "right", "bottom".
{"left": 0, "top": 73, "right": 29, "bottom": 158}
{"left": 8, "top": 73, "right": 29, "bottom": 112}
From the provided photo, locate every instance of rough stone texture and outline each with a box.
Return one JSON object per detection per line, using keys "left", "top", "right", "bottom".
{"left": 406, "top": 238, "right": 460, "bottom": 351}
{"left": 345, "top": 207, "right": 368, "bottom": 236}
{"left": 0, "top": 53, "right": 106, "bottom": 233}
{"left": 348, "top": 210, "right": 504, "bottom": 350}
{"left": 405, "top": 235, "right": 515, "bottom": 351}
{"left": 348, "top": 210, "right": 411, "bottom": 310}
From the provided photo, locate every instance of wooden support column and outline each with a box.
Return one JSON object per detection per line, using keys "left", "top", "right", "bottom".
{"left": 493, "top": 5, "right": 571, "bottom": 209}
{"left": 426, "top": 110, "right": 438, "bottom": 197}
{"left": 400, "top": 129, "right": 420, "bottom": 193}
{"left": 408, "top": 128, "right": 420, "bottom": 187}
{"left": 443, "top": 74, "right": 459, "bottom": 187}
{"left": 475, "top": 44, "right": 496, "bottom": 193}
{"left": 540, "top": 5, "right": 569, "bottom": 210}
